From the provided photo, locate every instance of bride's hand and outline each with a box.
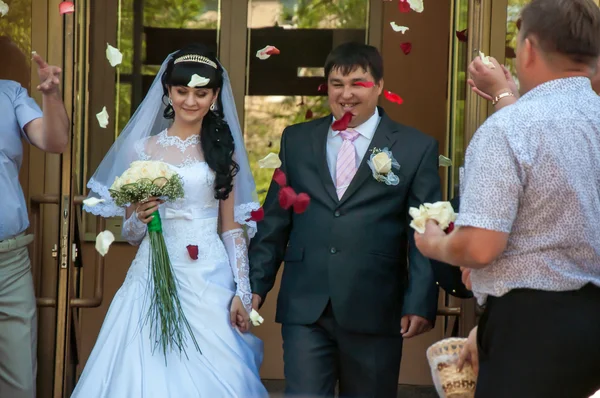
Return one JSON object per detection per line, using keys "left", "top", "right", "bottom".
{"left": 230, "top": 296, "right": 250, "bottom": 333}
{"left": 133, "top": 197, "right": 163, "bottom": 224}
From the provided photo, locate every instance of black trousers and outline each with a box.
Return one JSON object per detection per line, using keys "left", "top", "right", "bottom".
{"left": 281, "top": 303, "right": 403, "bottom": 398}
{"left": 475, "top": 284, "right": 600, "bottom": 398}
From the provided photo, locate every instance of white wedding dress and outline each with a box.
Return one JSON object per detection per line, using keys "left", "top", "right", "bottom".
{"left": 72, "top": 130, "right": 268, "bottom": 398}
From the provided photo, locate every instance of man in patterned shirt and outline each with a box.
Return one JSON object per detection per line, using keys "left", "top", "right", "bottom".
{"left": 415, "top": 0, "right": 600, "bottom": 397}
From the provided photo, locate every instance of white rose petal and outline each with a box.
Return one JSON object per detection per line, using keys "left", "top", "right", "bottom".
{"left": 408, "top": 0, "right": 424, "bottom": 13}
{"left": 438, "top": 155, "right": 452, "bottom": 167}
{"left": 372, "top": 152, "right": 393, "bottom": 174}
{"left": 0, "top": 1, "right": 9, "bottom": 17}
{"left": 410, "top": 216, "right": 427, "bottom": 234}
{"left": 256, "top": 45, "right": 279, "bottom": 60}
{"left": 106, "top": 43, "right": 123, "bottom": 67}
{"left": 95, "top": 230, "right": 115, "bottom": 257}
{"left": 390, "top": 22, "right": 409, "bottom": 34}
{"left": 258, "top": 152, "right": 282, "bottom": 169}
{"left": 83, "top": 197, "right": 106, "bottom": 207}
{"left": 188, "top": 74, "right": 210, "bottom": 87}
{"left": 249, "top": 309, "right": 264, "bottom": 326}
{"left": 479, "top": 51, "right": 496, "bottom": 69}
{"left": 96, "top": 106, "right": 109, "bottom": 128}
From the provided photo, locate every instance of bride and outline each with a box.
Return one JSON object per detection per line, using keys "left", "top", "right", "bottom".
{"left": 73, "top": 44, "right": 268, "bottom": 397}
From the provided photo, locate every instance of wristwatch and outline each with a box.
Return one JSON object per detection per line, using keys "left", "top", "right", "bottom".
{"left": 492, "top": 91, "right": 515, "bottom": 106}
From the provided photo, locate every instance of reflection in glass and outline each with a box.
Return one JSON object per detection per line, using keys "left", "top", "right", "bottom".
{"left": 448, "top": 0, "right": 469, "bottom": 198}
{"left": 115, "top": 0, "right": 220, "bottom": 133}
{"left": 0, "top": 0, "right": 32, "bottom": 88}
{"left": 505, "top": 1, "right": 529, "bottom": 86}
{"left": 245, "top": 0, "right": 368, "bottom": 203}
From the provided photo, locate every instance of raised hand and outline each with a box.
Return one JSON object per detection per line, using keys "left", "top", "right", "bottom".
{"left": 33, "top": 52, "right": 62, "bottom": 94}
{"left": 467, "top": 56, "right": 519, "bottom": 101}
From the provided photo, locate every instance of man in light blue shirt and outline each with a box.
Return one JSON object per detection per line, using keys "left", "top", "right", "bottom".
{"left": 0, "top": 52, "right": 69, "bottom": 398}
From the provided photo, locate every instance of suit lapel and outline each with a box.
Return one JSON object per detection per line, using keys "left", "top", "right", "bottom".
{"left": 338, "top": 109, "right": 398, "bottom": 206}
{"left": 312, "top": 116, "right": 339, "bottom": 203}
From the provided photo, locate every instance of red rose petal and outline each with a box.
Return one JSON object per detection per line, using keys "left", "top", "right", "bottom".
{"left": 332, "top": 112, "right": 353, "bottom": 131}
{"left": 456, "top": 29, "right": 468, "bottom": 43}
{"left": 59, "top": 1, "right": 75, "bottom": 15}
{"left": 273, "top": 168, "right": 287, "bottom": 187}
{"left": 186, "top": 245, "right": 199, "bottom": 260}
{"left": 354, "top": 81, "right": 375, "bottom": 88}
{"left": 384, "top": 90, "right": 404, "bottom": 105}
{"left": 317, "top": 83, "right": 328, "bottom": 94}
{"left": 265, "top": 46, "right": 280, "bottom": 55}
{"left": 398, "top": 0, "right": 411, "bottom": 13}
{"left": 278, "top": 186, "right": 298, "bottom": 210}
{"left": 293, "top": 193, "right": 311, "bottom": 214}
{"left": 400, "top": 42, "right": 412, "bottom": 55}
{"left": 247, "top": 207, "right": 264, "bottom": 222}
{"left": 305, "top": 109, "right": 313, "bottom": 120}
{"left": 445, "top": 222, "right": 455, "bottom": 234}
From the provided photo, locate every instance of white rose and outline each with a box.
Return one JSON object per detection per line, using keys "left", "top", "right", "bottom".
{"left": 372, "top": 152, "right": 392, "bottom": 174}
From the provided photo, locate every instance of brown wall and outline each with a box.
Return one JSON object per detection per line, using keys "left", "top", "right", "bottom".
{"left": 380, "top": 0, "right": 452, "bottom": 385}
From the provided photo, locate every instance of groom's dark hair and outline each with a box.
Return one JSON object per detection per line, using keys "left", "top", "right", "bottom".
{"left": 324, "top": 42, "right": 384, "bottom": 82}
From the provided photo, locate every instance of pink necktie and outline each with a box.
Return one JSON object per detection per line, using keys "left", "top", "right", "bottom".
{"left": 336, "top": 129, "right": 360, "bottom": 199}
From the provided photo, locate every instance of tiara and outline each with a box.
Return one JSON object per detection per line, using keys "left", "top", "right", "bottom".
{"left": 173, "top": 54, "right": 218, "bottom": 69}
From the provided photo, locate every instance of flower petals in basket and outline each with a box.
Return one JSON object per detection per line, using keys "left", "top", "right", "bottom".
{"left": 426, "top": 338, "right": 477, "bottom": 398}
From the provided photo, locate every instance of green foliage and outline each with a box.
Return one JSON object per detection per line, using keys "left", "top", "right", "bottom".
{"left": 0, "top": 0, "right": 32, "bottom": 54}
{"left": 282, "top": 0, "right": 367, "bottom": 29}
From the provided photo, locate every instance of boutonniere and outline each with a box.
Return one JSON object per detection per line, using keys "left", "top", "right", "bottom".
{"left": 367, "top": 147, "right": 400, "bottom": 186}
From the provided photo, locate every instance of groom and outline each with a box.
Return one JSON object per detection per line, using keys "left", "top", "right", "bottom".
{"left": 249, "top": 42, "right": 441, "bottom": 397}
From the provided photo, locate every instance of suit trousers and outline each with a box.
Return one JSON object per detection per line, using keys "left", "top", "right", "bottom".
{"left": 281, "top": 302, "right": 403, "bottom": 398}
{"left": 475, "top": 284, "right": 600, "bottom": 398}
{"left": 0, "top": 234, "right": 37, "bottom": 398}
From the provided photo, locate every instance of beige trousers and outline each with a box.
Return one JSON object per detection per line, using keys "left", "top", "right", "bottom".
{"left": 0, "top": 234, "right": 37, "bottom": 398}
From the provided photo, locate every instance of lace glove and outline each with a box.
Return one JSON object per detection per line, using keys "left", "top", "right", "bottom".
{"left": 121, "top": 211, "right": 147, "bottom": 246}
{"left": 221, "top": 228, "right": 252, "bottom": 314}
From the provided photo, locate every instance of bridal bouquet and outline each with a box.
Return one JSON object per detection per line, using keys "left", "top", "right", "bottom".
{"left": 110, "top": 160, "right": 200, "bottom": 359}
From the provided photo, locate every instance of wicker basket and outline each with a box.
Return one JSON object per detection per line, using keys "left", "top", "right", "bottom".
{"left": 426, "top": 338, "right": 477, "bottom": 398}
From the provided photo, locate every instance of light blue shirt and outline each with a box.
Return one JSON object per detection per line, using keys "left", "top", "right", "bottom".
{"left": 326, "top": 110, "right": 381, "bottom": 181}
{"left": 0, "top": 80, "right": 43, "bottom": 241}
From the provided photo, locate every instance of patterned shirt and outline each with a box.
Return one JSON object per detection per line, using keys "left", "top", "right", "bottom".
{"left": 0, "top": 80, "right": 42, "bottom": 241}
{"left": 456, "top": 77, "right": 600, "bottom": 305}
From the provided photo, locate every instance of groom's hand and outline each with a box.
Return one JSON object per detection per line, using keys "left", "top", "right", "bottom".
{"left": 252, "top": 293, "right": 262, "bottom": 311}
{"left": 401, "top": 315, "right": 432, "bottom": 338}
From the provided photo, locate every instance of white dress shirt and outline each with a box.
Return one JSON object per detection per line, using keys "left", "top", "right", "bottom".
{"left": 326, "top": 110, "right": 381, "bottom": 182}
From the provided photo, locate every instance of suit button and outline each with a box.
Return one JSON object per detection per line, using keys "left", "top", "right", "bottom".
{"left": 330, "top": 247, "right": 337, "bottom": 254}
{"left": 334, "top": 210, "right": 341, "bottom": 217}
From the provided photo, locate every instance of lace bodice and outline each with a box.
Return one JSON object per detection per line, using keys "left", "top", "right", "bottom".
{"left": 135, "top": 129, "right": 206, "bottom": 168}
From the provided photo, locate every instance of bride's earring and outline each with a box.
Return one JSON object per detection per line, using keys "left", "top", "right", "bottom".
{"left": 210, "top": 103, "right": 215, "bottom": 111}
{"left": 168, "top": 98, "right": 173, "bottom": 106}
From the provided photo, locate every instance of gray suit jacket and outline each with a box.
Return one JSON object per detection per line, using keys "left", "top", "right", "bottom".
{"left": 249, "top": 107, "right": 442, "bottom": 335}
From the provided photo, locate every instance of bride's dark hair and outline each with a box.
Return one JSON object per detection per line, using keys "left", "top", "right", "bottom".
{"left": 161, "top": 43, "right": 239, "bottom": 200}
